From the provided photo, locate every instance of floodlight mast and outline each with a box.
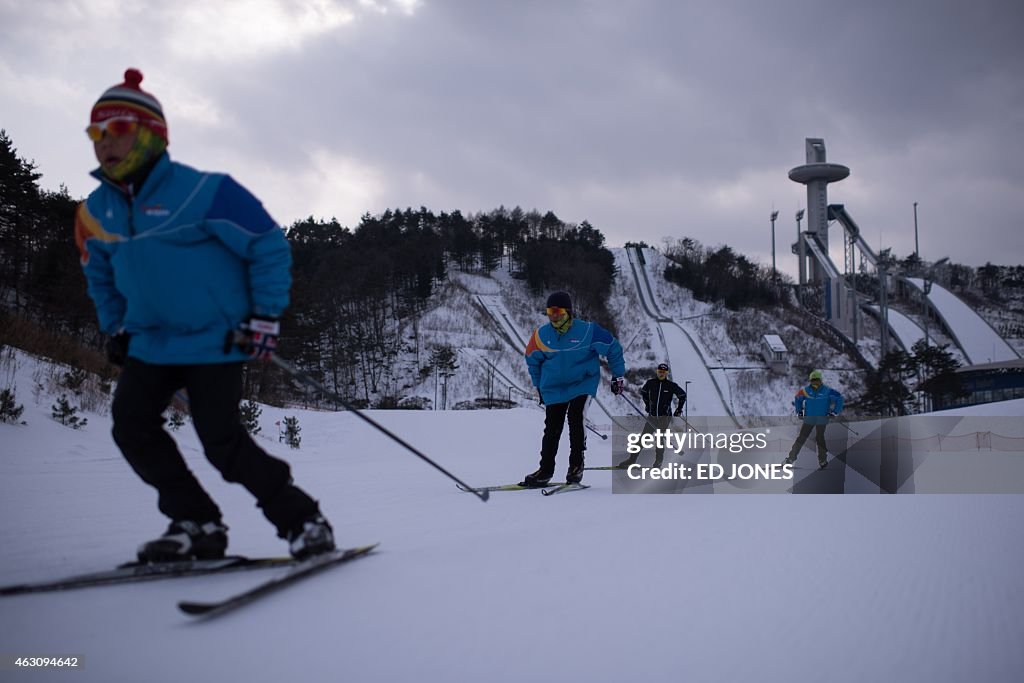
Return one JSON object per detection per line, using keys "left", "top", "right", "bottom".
{"left": 770, "top": 210, "right": 779, "bottom": 281}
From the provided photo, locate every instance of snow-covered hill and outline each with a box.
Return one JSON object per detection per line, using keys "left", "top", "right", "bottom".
{"left": 405, "top": 246, "right": 1023, "bottom": 422}
{"left": 401, "top": 247, "right": 872, "bottom": 421}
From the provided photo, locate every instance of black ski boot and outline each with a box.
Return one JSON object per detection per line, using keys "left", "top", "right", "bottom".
{"left": 288, "top": 516, "right": 336, "bottom": 560}
{"left": 137, "top": 520, "right": 229, "bottom": 563}
{"left": 519, "top": 468, "right": 553, "bottom": 488}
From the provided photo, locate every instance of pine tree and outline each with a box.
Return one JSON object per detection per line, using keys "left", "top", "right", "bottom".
{"left": 0, "top": 129, "right": 43, "bottom": 314}
{"left": 240, "top": 400, "right": 262, "bottom": 435}
{"left": 0, "top": 387, "right": 24, "bottom": 423}
{"left": 51, "top": 394, "right": 87, "bottom": 429}
{"left": 862, "top": 350, "right": 915, "bottom": 416}
{"left": 283, "top": 416, "right": 301, "bottom": 449}
{"left": 62, "top": 367, "right": 88, "bottom": 396}
{"left": 429, "top": 344, "right": 459, "bottom": 410}
{"left": 912, "top": 340, "right": 967, "bottom": 409}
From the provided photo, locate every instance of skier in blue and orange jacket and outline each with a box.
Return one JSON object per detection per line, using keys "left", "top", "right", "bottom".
{"left": 520, "top": 290, "right": 625, "bottom": 487}
{"left": 75, "top": 69, "right": 334, "bottom": 563}
{"left": 783, "top": 369, "right": 844, "bottom": 469}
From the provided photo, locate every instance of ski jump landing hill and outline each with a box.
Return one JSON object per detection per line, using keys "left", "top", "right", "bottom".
{"left": 901, "top": 277, "right": 1018, "bottom": 365}
{"left": 820, "top": 205, "right": 1019, "bottom": 366}
{"left": 622, "top": 246, "right": 738, "bottom": 424}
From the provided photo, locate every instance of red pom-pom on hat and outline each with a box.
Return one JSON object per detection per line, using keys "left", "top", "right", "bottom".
{"left": 123, "top": 68, "right": 144, "bottom": 89}
{"left": 91, "top": 68, "right": 168, "bottom": 143}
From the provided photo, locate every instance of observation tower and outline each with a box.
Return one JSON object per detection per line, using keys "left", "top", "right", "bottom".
{"left": 789, "top": 138, "right": 853, "bottom": 334}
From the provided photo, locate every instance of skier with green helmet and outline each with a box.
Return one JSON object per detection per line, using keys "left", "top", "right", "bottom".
{"left": 782, "top": 369, "right": 844, "bottom": 469}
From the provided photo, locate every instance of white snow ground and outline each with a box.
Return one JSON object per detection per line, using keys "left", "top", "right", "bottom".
{"left": 2, "top": 351, "right": 1024, "bottom": 683}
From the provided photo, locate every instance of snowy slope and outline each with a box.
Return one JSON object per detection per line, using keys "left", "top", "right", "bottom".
{"left": 622, "top": 247, "right": 734, "bottom": 418}
{"left": 387, "top": 247, "right": 871, "bottom": 419}
{"left": 865, "top": 303, "right": 927, "bottom": 351}
{"left": 904, "top": 278, "right": 1019, "bottom": 363}
{"left": 2, "top": 351, "right": 1024, "bottom": 683}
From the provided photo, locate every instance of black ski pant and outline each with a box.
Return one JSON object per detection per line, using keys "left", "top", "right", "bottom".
{"left": 111, "top": 359, "right": 321, "bottom": 539}
{"left": 788, "top": 422, "right": 828, "bottom": 460}
{"left": 536, "top": 394, "right": 589, "bottom": 476}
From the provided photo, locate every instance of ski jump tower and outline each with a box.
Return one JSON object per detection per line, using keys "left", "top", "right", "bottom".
{"left": 788, "top": 138, "right": 855, "bottom": 337}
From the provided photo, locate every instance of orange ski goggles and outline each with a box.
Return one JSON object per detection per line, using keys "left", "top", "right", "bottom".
{"left": 85, "top": 117, "right": 140, "bottom": 142}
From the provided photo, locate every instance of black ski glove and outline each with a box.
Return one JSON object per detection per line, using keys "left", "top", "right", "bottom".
{"left": 106, "top": 331, "right": 130, "bottom": 367}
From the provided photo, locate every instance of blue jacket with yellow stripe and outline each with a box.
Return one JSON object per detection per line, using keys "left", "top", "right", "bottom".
{"left": 75, "top": 153, "right": 290, "bottom": 365}
{"left": 793, "top": 383, "right": 844, "bottom": 425}
{"left": 525, "top": 318, "right": 625, "bottom": 405}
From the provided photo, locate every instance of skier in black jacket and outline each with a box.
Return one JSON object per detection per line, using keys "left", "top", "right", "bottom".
{"left": 616, "top": 363, "right": 687, "bottom": 468}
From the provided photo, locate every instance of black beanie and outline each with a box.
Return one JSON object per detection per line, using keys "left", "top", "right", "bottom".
{"left": 546, "top": 291, "right": 572, "bottom": 312}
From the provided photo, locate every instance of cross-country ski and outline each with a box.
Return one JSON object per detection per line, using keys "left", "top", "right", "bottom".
{"left": 0, "top": 555, "right": 294, "bottom": 596}
{"left": 178, "top": 544, "right": 378, "bottom": 618}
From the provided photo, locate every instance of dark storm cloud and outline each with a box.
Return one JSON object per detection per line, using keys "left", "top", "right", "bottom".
{"left": 2, "top": 0, "right": 1023, "bottom": 272}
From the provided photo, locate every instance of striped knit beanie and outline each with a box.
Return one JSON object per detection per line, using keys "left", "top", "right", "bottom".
{"left": 92, "top": 68, "right": 168, "bottom": 143}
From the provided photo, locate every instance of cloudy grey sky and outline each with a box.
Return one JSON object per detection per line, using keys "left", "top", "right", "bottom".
{"left": 2, "top": 0, "right": 1023, "bottom": 278}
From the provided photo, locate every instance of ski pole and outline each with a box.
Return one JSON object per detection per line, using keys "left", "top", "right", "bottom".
{"left": 617, "top": 394, "right": 668, "bottom": 432}
{"left": 833, "top": 415, "right": 859, "bottom": 436}
{"left": 265, "top": 353, "right": 490, "bottom": 502}
{"left": 673, "top": 413, "right": 696, "bottom": 432}
{"left": 585, "top": 418, "right": 608, "bottom": 440}
{"left": 581, "top": 395, "right": 608, "bottom": 440}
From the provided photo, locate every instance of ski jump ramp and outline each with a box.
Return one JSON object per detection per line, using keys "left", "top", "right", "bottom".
{"left": 825, "top": 205, "right": 1018, "bottom": 366}
{"left": 863, "top": 305, "right": 926, "bottom": 352}
{"left": 902, "top": 279, "right": 1019, "bottom": 365}
{"left": 625, "top": 247, "right": 735, "bottom": 420}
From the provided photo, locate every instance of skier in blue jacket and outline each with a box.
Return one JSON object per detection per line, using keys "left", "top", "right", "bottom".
{"left": 75, "top": 69, "right": 334, "bottom": 562}
{"left": 520, "top": 291, "right": 626, "bottom": 486}
{"left": 783, "top": 369, "right": 844, "bottom": 469}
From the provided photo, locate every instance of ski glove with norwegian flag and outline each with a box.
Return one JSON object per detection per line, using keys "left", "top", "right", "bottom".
{"left": 233, "top": 315, "right": 280, "bottom": 360}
